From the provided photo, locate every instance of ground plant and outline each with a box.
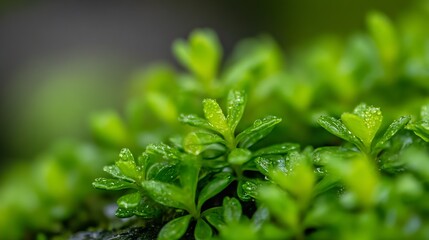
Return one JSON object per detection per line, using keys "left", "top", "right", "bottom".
{"left": 1, "top": 4, "right": 429, "bottom": 239}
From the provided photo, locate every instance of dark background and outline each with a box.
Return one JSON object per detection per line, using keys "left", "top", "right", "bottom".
{"left": 0, "top": 0, "right": 411, "bottom": 164}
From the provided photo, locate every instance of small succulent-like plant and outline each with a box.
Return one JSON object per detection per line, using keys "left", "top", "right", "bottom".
{"left": 5, "top": 7, "right": 429, "bottom": 239}
{"left": 93, "top": 90, "right": 299, "bottom": 239}
{"left": 94, "top": 86, "right": 429, "bottom": 239}
{"left": 318, "top": 103, "right": 411, "bottom": 157}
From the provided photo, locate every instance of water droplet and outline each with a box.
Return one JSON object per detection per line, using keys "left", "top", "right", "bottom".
{"left": 254, "top": 119, "right": 262, "bottom": 127}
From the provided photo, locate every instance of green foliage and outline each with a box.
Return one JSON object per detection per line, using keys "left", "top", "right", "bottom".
{"left": 94, "top": 87, "right": 429, "bottom": 239}
{"left": 4, "top": 3, "right": 429, "bottom": 239}
{"left": 92, "top": 7, "right": 429, "bottom": 239}
{"left": 319, "top": 103, "right": 411, "bottom": 155}
{"left": 94, "top": 90, "right": 286, "bottom": 239}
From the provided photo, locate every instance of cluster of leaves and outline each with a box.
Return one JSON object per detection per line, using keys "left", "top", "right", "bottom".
{"left": 92, "top": 5, "right": 429, "bottom": 153}
{"left": 95, "top": 90, "right": 429, "bottom": 239}
{"left": 0, "top": 141, "right": 113, "bottom": 239}
{"left": 91, "top": 6, "right": 429, "bottom": 238}
{"left": 3, "top": 3, "right": 429, "bottom": 239}
{"left": 94, "top": 90, "right": 291, "bottom": 239}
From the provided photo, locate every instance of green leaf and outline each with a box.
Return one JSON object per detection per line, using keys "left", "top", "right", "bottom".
{"left": 258, "top": 185, "right": 299, "bottom": 230}
{"left": 91, "top": 111, "right": 129, "bottom": 147}
{"left": 236, "top": 116, "right": 282, "bottom": 148}
{"left": 133, "top": 196, "right": 165, "bottom": 219}
{"left": 117, "top": 192, "right": 141, "bottom": 209}
{"left": 374, "top": 115, "right": 411, "bottom": 151}
{"left": 312, "top": 175, "right": 340, "bottom": 196}
{"left": 146, "top": 143, "right": 181, "bottom": 161}
{"left": 178, "top": 114, "right": 214, "bottom": 131}
{"left": 228, "top": 148, "right": 252, "bottom": 165}
{"left": 271, "top": 163, "right": 315, "bottom": 206}
{"left": 239, "top": 179, "right": 265, "bottom": 200}
{"left": 180, "top": 156, "right": 200, "bottom": 203}
{"left": 408, "top": 105, "right": 429, "bottom": 142}
{"left": 184, "top": 131, "right": 225, "bottom": 155}
{"left": 118, "top": 148, "right": 134, "bottom": 162}
{"left": 203, "top": 99, "right": 230, "bottom": 137}
{"left": 136, "top": 153, "right": 150, "bottom": 171}
{"left": 255, "top": 156, "right": 288, "bottom": 177}
{"left": 312, "top": 146, "right": 360, "bottom": 166}
{"left": 223, "top": 197, "right": 242, "bottom": 224}
{"left": 218, "top": 222, "right": 257, "bottom": 240}
{"left": 341, "top": 104, "right": 383, "bottom": 150}
{"left": 367, "top": 11, "right": 398, "bottom": 68}
{"left": 115, "top": 161, "right": 139, "bottom": 180}
{"left": 251, "top": 205, "right": 270, "bottom": 230}
{"left": 103, "top": 165, "right": 134, "bottom": 182}
{"left": 115, "top": 206, "right": 135, "bottom": 218}
{"left": 158, "top": 215, "right": 192, "bottom": 240}
{"left": 226, "top": 90, "right": 247, "bottom": 132}
{"left": 133, "top": 200, "right": 162, "bottom": 218}
{"left": 141, "top": 180, "right": 188, "bottom": 210}
{"left": 173, "top": 29, "right": 221, "bottom": 81}
{"left": 203, "top": 207, "right": 225, "bottom": 231}
{"left": 325, "top": 154, "right": 379, "bottom": 208}
{"left": 253, "top": 143, "right": 300, "bottom": 157}
{"left": 146, "top": 92, "right": 178, "bottom": 124}
{"left": 409, "top": 121, "right": 429, "bottom": 142}
{"left": 421, "top": 104, "right": 429, "bottom": 120}
{"left": 194, "top": 219, "right": 213, "bottom": 240}
{"left": 92, "top": 178, "right": 135, "bottom": 190}
{"left": 317, "top": 115, "right": 363, "bottom": 149}
{"left": 197, "top": 172, "right": 234, "bottom": 210}
{"left": 146, "top": 161, "right": 179, "bottom": 182}
{"left": 401, "top": 146, "right": 429, "bottom": 180}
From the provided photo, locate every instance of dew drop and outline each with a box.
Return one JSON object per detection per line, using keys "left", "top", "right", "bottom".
{"left": 254, "top": 119, "right": 262, "bottom": 127}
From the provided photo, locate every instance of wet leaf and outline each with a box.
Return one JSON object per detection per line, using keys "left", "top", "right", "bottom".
{"left": 318, "top": 115, "right": 363, "bottom": 149}
{"left": 184, "top": 131, "right": 225, "bottom": 155}
{"left": 226, "top": 90, "right": 247, "bottom": 132}
{"left": 179, "top": 113, "right": 214, "bottom": 131}
{"left": 374, "top": 115, "right": 411, "bottom": 151}
{"left": 103, "top": 165, "right": 134, "bottom": 182}
{"left": 253, "top": 143, "right": 300, "bottom": 157}
{"left": 146, "top": 161, "right": 179, "bottom": 182}
{"left": 115, "top": 206, "right": 135, "bottom": 218}
{"left": 228, "top": 148, "right": 252, "bottom": 165}
{"left": 203, "top": 99, "right": 230, "bottom": 137}
{"left": 92, "top": 178, "right": 135, "bottom": 191}
{"left": 141, "top": 180, "right": 188, "bottom": 210}
{"left": 180, "top": 156, "right": 200, "bottom": 201}
{"left": 133, "top": 201, "right": 161, "bottom": 218}
{"left": 255, "top": 155, "right": 288, "bottom": 176}
{"left": 115, "top": 160, "right": 139, "bottom": 180}
{"left": 341, "top": 103, "right": 382, "bottom": 150}
{"left": 197, "top": 173, "right": 234, "bottom": 210}
{"left": 117, "top": 192, "right": 141, "bottom": 209}
{"left": 146, "top": 143, "right": 181, "bottom": 161}
{"left": 409, "top": 121, "right": 429, "bottom": 142}
{"left": 158, "top": 214, "right": 192, "bottom": 240}
{"left": 236, "top": 116, "right": 282, "bottom": 148}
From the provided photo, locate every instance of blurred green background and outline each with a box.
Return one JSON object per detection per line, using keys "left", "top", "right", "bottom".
{"left": 0, "top": 0, "right": 412, "bottom": 165}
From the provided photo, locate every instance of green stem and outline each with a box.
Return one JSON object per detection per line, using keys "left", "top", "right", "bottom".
{"left": 232, "top": 164, "right": 243, "bottom": 180}
{"left": 189, "top": 204, "right": 200, "bottom": 219}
